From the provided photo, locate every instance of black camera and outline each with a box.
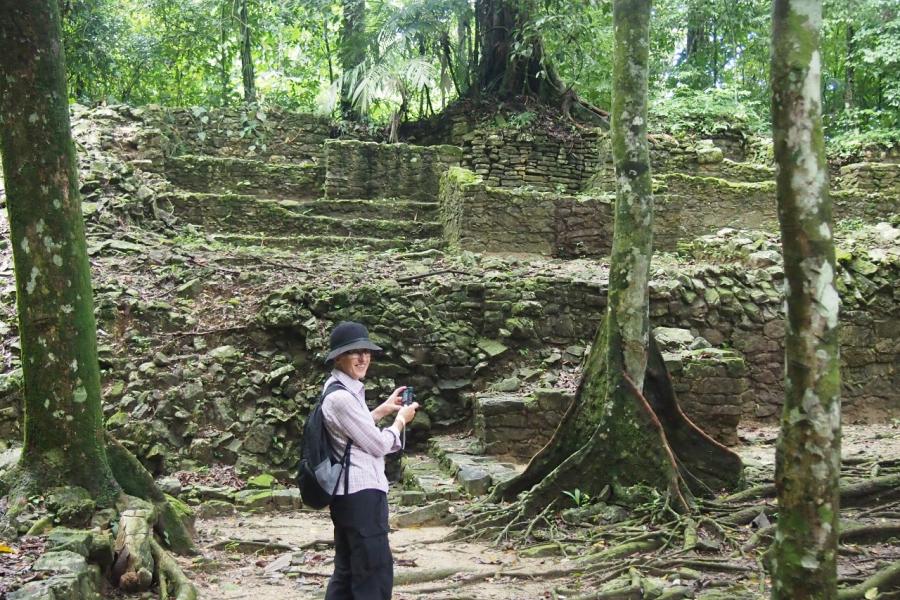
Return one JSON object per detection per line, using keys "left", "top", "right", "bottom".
{"left": 402, "top": 387, "right": 415, "bottom": 406}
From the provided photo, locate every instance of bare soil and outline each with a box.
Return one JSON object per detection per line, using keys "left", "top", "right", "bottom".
{"left": 185, "top": 423, "right": 900, "bottom": 600}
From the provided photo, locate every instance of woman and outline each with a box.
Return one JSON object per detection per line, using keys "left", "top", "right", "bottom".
{"left": 321, "top": 320, "right": 419, "bottom": 600}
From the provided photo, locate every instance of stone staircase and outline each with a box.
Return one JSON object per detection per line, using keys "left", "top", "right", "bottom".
{"left": 399, "top": 433, "right": 527, "bottom": 502}
{"left": 159, "top": 140, "right": 459, "bottom": 252}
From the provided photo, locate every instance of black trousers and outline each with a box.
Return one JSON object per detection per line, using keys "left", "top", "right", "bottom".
{"left": 325, "top": 489, "right": 393, "bottom": 600}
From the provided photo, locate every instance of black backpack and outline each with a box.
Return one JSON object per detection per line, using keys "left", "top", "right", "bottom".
{"left": 297, "top": 381, "right": 353, "bottom": 509}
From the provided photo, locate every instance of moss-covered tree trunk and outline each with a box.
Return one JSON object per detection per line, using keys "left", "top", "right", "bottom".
{"left": 0, "top": 1, "right": 198, "bottom": 575}
{"left": 487, "top": 0, "right": 742, "bottom": 515}
{"left": 0, "top": 0, "right": 120, "bottom": 507}
{"left": 606, "top": 0, "right": 653, "bottom": 396}
{"left": 770, "top": 1, "right": 841, "bottom": 598}
{"left": 339, "top": 0, "right": 366, "bottom": 120}
{"left": 239, "top": 0, "right": 256, "bottom": 104}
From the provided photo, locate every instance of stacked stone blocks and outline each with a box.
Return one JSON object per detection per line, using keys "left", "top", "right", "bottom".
{"left": 324, "top": 139, "right": 462, "bottom": 201}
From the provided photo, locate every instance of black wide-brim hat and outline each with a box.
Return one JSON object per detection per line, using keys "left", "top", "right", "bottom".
{"left": 325, "top": 321, "right": 383, "bottom": 362}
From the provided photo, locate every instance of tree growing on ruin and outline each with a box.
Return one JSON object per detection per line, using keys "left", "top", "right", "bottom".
{"left": 0, "top": 0, "right": 195, "bottom": 593}
{"left": 464, "top": 0, "right": 743, "bottom": 526}
{"left": 471, "top": 0, "right": 607, "bottom": 123}
{"left": 770, "top": 0, "right": 842, "bottom": 597}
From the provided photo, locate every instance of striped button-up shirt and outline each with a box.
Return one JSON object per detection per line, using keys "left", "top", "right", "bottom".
{"left": 321, "top": 369, "right": 402, "bottom": 494}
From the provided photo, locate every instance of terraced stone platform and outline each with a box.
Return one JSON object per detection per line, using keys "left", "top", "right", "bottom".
{"left": 160, "top": 146, "right": 453, "bottom": 251}
{"left": 400, "top": 438, "right": 526, "bottom": 499}
{"left": 165, "top": 155, "right": 322, "bottom": 198}
{"left": 162, "top": 192, "right": 441, "bottom": 239}
{"left": 400, "top": 453, "right": 463, "bottom": 501}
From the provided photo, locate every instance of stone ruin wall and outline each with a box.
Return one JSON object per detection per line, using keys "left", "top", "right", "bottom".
{"left": 2, "top": 106, "right": 897, "bottom": 476}
{"left": 460, "top": 128, "right": 604, "bottom": 194}
{"left": 323, "top": 140, "right": 462, "bottom": 201}
{"left": 441, "top": 169, "right": 899, "bottom": 258}
{"left": 149, "top": 106, "right": 334, "bottom": 164}
{"left": 3, "top": 252, "right": 892, "bottom": 476}
{"left": 474, "top": 346, "right": 751, "bottom": 460}
{"left": 439, "top": 121, "right": 897, "bottom": 258}
{"left": 440, "top": 169, "right": 614, "bottom": 257}
{"left": 263, "top": 254, "right": 897, "bottom": 429}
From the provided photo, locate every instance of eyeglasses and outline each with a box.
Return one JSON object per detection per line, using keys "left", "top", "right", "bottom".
{"left": 346, "top": 349, "right": 372, "bottom": 357}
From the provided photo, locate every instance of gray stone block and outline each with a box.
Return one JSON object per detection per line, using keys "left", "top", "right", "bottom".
{"left": 457, "top": 465, "right": 492, "bottom": 496}
{"left": 391, "top": 500, "right": 453, "bottom": 528}
{"left": 196, "top": 500, "right": 237, "bottom": 518}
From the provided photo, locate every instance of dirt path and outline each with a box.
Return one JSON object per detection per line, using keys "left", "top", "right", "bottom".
{"left": 186, "top": 424, "right": 900, "bottom": 600}
{"left": 187, "top": 510, "right": 578, "bottom": 599}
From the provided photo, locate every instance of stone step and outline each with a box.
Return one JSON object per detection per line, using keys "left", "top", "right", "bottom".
{"left": 591, "top": 158, "right": 775, "bottom": 192}
{"left": 162, "top": 192, "right": 442, "bottom": 239}
{"left": 400, "top": 452, "right": 463, "bottom": 502}
{"left": 210, "top": 233, "right": 444, "bottom": 252}
{"left": 163, "top": 192, "right": 439, "bottom": 222}
{"left": 309, "top": 198, "right": 439, "bottom": 221}
{"left": 427, "top": 434, "right": 525, "bottom": 497}
{"left": 837, "top": 161, "right": 900, "bottom": 193}
{"left": 474, "top": 390, "right": 571, "bottom": 461}
{"left": 164, "top": 155, "right": 322, "bottom": 198}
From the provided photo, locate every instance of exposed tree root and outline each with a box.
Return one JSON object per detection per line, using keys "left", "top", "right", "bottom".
{"left": 570, "top": 585, "right": 643, "bottom": 600}
{"left": 208, "top": 539, "right": 294, "bottom": 554}
{"left": 394, "top": 567, "right": 467, "bottom": 587}
{"left": 838, "top": 559, "right": 900, "bottom": 600}
{"left": 719, "top": 483, "right": 776, "bottom": 503}
{"left": 840, "top": 521, "right": 900, "bottom": 545}
{"left": 841, "top": 474, "right": 900, "bottom": 507}
{"left": 464, "top": 330, "right": 742, "bottom": 542}
{"left": 579, "top": 540, "right": 663, "bottom": 565}
{"left": 112, "top": 508, "right": 155, "bottom": 592}
{"left": 716, "top": 474, "right": 900, "bottom": 508}
{"left": 106, "top": 434, "right": 197, "bottom": 555}
{"left": 150, "top": 537, "right": 198, "bottom": 600}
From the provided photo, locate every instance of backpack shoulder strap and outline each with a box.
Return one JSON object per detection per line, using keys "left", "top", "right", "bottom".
{"left": 321, "top": 380, "right": 347, "bottom": 401}
{"left": 320, "top": 379, "right": 355, "bottom": 475}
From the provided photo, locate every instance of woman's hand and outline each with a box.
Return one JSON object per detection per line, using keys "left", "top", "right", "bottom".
{"left": 397, "top": 402, "right": 419, "bottom": 429}
{"left": 372, "top": 386, "right": 406, "bottom": 421}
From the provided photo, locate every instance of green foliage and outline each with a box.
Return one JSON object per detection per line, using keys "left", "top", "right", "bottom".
{"left": 55, "top": 0, "right": 899, "bottom": 142}
{"left": 502, "top": 111, "right": 536, "bottom": 130}
{"left": 825, "top": 107, "right": 900, "bottom": 159}
{"left": 650, "top": 87, "right": 767, "bottom": 135}
{"left": 562, "top": 488, "right": 591, "bottom": 507}
{"left": 532, "top": 1, "right": 615, "bottom": 110}
{"left": 316, "top": 0, "right": 471, "bottom": 122}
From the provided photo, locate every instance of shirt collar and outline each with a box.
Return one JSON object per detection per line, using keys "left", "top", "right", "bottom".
{"left": 331, "top": 368, "right": 365, "bottom": 399}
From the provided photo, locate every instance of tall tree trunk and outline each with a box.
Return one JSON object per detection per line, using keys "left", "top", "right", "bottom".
{"left": 844, "top": 24, "right": 855, "bottom": 110}
{"left": 339, "top": 0, "right": 365, "bottom": 120}
{"left": 770, "top": 1, "right": 841, "bottom": 598}
{"left": 607, "top": 0, "right": 654, "bottom": 393}
{"left": 238, "top": 0, "right": 255, "bottom": 104}
{"left": 485, "top": 0, "right": 742, "bottom": 515}
{"left": 475, "top": 0, "right": 557, "bottom": 100}
{"left": 0, "top": 0, "right": 119, "bottom": 507}
{"left": 323, "top": 18, "right": 335, "bottom": 84}
{"left": 220, "top": 0, "right": 230, "bottom": 106}
{"left": 0, "top": 0, "right": 198, "bottom": 574}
